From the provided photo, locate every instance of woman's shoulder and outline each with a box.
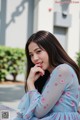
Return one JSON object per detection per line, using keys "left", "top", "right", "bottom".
{"left": 50, "top": 63, "right": 75, "bottom": 77}
{"left": 56, "top": 63, "right": 74, "bottom": 72}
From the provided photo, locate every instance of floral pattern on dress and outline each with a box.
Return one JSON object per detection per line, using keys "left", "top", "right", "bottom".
{"left": 13, "top": 64, "right": 80, "bottom": 120}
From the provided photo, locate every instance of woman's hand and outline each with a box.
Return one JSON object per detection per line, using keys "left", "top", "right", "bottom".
{"left": 27, "top": 64, "right": 45, "bottom": 90}
{"left": 28, "top": 64, "right": 45, "bottom": 83}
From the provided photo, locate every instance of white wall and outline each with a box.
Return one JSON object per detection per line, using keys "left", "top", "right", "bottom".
{"left": 5, "top": 0, "right": 80, "bottom": 61}
{"left": 6, "top": 0, "right": 28, "bottom": 48}
{"left": 37, "top": 0, "right": 54, "bottom": 33}
{"left": 68, "top": 3, "right": 80, "bottom": 61}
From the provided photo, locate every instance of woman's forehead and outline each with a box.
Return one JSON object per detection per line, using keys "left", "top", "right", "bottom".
{"left": 28, "top": 42, "right": 40, "bottom": 52}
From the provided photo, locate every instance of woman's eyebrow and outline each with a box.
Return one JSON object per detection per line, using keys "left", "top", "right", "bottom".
{"left": 29, "top": 48, "right": 40, "bottom": 54}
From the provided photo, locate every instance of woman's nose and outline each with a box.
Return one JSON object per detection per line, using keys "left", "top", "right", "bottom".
{"left": 33, "top": 54, "right": 39, "bottom": 61}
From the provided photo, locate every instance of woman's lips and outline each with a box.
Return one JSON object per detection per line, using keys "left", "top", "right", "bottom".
{"left": 36, "top": 62, "right": 43, "bottom": 68}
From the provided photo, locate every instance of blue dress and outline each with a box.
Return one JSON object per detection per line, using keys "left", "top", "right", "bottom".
{"left": 13, "top": 64, "right": 80, "bottom": 120}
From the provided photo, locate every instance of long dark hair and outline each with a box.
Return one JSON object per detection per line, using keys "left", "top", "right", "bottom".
{"left": 25, "top": 30, "right": 80, "bottom": 93}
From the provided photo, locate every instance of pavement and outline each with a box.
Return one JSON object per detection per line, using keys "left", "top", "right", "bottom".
{"left": 0, "top": 81, "right": 80, "bottom": 111}
{"left": 0, "top": 83, "right": 25, "bottom": 111}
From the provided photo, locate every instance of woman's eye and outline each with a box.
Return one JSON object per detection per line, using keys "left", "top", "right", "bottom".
{"left": 37, "top": 50, "right": 41, "bottom": 53}
{"left": 29, "top": 54, "right": 33, "bottom": 57}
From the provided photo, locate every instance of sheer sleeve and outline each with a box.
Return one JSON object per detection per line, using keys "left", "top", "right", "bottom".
{"left": 16, "top": 64, "right": 74, "bottom": 119}
{"left": 34, "top": 64, "right": 73, "bottom": 118}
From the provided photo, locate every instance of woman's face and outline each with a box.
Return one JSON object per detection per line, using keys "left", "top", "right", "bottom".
{"left": 28, "top": 42, "right": 53, "bottom": 72}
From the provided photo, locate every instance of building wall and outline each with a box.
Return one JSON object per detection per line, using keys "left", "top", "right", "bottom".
{"left": 5, "top": 0, "right": 28, "bottom": 48}
{"left": 0, "top": 0, "right": 80, "bottom": 61}
{"left": 0, "top": 0, "right": 34, "bottom": 49}
{"left": 36, "top": 0, "right": 80, "bottom": 61}
{"left": 68, "top": 2, "right": 80, "bottom": 61}
{"left": 36, "top": 0, "right": 54, "bottom": 33}
{"left": 53, "top": 1, "right": 70, "bottom": 51}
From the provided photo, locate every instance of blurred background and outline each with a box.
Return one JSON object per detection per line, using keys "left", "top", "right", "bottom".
{"left": 0, "top": 0, "right": 80, "bottom": 110}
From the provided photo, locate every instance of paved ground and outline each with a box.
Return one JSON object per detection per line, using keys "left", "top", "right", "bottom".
{"left": 0, "top": 82, "right": 80, "bottom": 111}
{"left": 0, "top": 83, "right": 25, "bottom": 110}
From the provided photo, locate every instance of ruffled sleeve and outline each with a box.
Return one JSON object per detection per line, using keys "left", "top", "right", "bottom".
{"left": 14, "top": 64, "right": 78, "bottom": 120}
{"left": 16, "top": 90, "right": 41, "bottom": 120}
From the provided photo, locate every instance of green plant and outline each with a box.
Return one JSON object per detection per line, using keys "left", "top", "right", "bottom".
{"left": 76, "top": 51, "right": 80, "bottom": 67}
{"left": 0, "top": 46, "right": 26, "bottom": 82}
{"left": 0, "top": 46, "right": 9, "bottom": 81}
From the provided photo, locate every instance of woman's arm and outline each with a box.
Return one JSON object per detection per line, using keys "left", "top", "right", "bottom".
{"left": 32, "top": 64, "right": 73, "bottom": 118}
{"left": 18, "top": 64, "right": 77, "bottom": 119}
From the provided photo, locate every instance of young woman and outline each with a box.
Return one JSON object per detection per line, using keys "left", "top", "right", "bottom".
{"left": 14, "top": 30, "right": 80, "bottom": 120}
